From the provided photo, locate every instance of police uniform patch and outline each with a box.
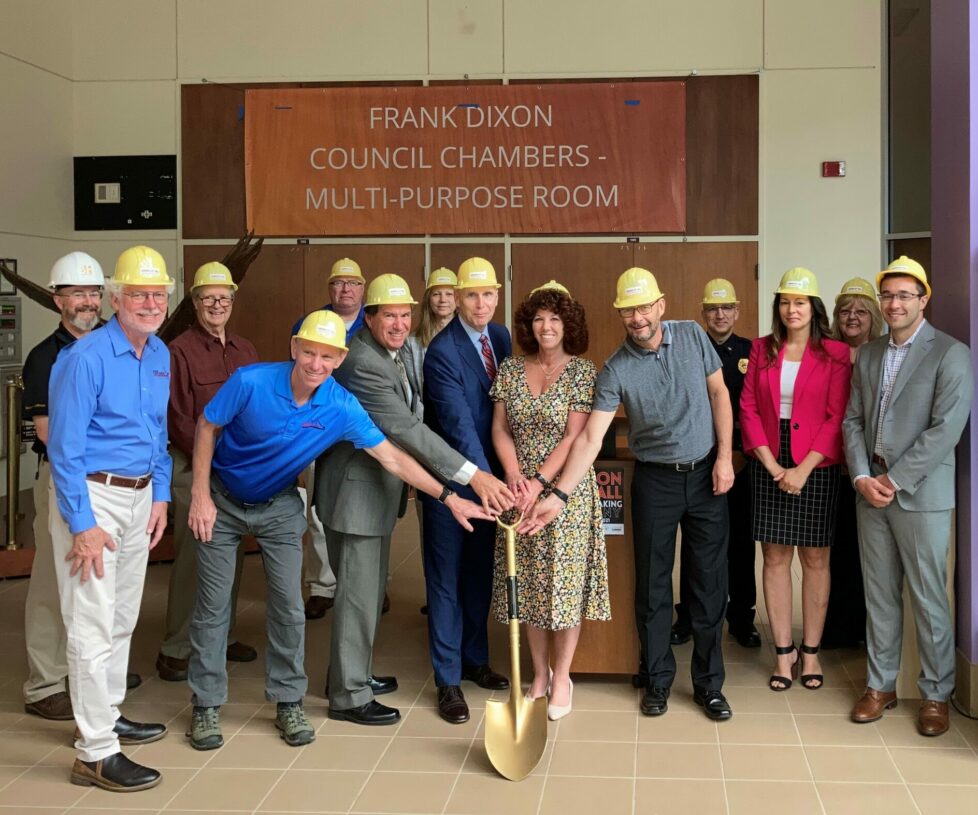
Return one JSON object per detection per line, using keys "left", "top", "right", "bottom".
{"left": 738, "top": 358, "right": 748, "bottom": 374}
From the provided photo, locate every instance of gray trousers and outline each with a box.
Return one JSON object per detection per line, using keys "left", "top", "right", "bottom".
{"left": 856, "top": 491, "right": 955, "bottom": 701}
{"left": 23, "top": 459, "right": 68, "bottom": 703}
{"left": 188, "top": 480, "right": 308, "bottom": 707}
{"left": 161, "top": 448, "right": 245, "bottom": 659}
{"left": 325, "top": 528, "right": 390, "bottom": 709}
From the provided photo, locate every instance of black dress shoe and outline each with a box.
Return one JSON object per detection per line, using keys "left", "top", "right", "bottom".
{"left": 640, "top": 685, "right": 670, "bottom": 716}
{"left": 367, "top": 675, "right": 398, "bottom": 695}
{"left": 461, "top": 664, "right": 509, "bottom": 690}
{"left": 125, "top": 672, "right": 142, "bottom": 690}
{"left": 114, "top": 715, "right": 168, "bottom": 745}
{"left": 328, "top": 699, "right": 401, "bottom": 726}
{"left": 382, "top": 593, "right": 391, "bottom": 614}
{"left": 730, "top": 625, "right": 762, "bottom": 649}
{"left": 437, "top": 685, "right": 470, "bottom": 724}
{"left": 70, "top": 751, "right": 161, "bottom": 792}
{"left": 156, "top": 652, "right": 189, "bottom": 682}
{"left": 670, "top": 624, "right": 692, "bottom": 646}
{"left": 305, "top": 596, "right": 334, "bottom": 619}
{"left": 694, "top": 689, "right": 733, "bottom": 721}
{"left": 226, "top": 641, "right": 258, "bottom": 662}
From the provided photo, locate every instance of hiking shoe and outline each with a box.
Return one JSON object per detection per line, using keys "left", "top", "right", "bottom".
{"left": 187, "top": 705, "right": 223, "bottom": 751}
{"left": 275, "top": 702, "right": 315, "bottom": 746}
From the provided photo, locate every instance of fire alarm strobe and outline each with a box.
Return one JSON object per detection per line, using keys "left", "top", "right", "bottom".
{"left": 821, "top": 161, "right": 846, "bottom": 178}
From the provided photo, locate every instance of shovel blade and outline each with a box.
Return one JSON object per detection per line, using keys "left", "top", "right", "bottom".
{"left": 484, "top": 695, "right": 548, "bottom": 781}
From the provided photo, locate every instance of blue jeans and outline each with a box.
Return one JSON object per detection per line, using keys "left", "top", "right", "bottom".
{"left": 188, "top": 478, "right": 308, "bottom": 707}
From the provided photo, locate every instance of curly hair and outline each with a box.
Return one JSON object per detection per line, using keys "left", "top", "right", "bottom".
{"left": 831, "top": 294, "right": 883, "bottom": 345}
{"left": 765, "top": 293, "right": 832, "bottom": 366}
{"left": 514, "top": 289, "right": 589, "bottom": 356}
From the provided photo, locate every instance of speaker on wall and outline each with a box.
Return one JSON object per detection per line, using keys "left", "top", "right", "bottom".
{"left": 73, "top": 155, "right": 177, "bottom": 230}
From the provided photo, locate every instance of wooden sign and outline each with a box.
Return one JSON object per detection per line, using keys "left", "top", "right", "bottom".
{"left": 245, "top": 82, "right": 686, "bottom": 236}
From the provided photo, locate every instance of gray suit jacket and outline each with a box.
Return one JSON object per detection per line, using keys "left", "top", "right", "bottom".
{"left": 842, "top": 321, "right": 973, "bottom": 511}
{"left": 315, "top": 327, "right": 467, "bottom": 537}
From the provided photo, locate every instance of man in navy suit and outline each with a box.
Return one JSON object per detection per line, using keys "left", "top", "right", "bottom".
{"left": 421, "top": 257, "right": 516, "bottom": 723}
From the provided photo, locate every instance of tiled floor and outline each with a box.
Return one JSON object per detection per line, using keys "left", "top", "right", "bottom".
{"left": 1, "top": 503, "right": 977, "bottom": 814}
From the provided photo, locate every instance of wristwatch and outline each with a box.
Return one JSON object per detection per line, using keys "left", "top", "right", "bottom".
{"left": 437, "top": 486, "right": 455, "bottom": 504}
{"left": 550, "top": 486, "right": 570, "bottom": 504}
{"left": 533, "top": 471, "right": 551, "bottom": 488}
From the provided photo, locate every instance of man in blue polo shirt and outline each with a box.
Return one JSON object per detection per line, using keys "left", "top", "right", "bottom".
{"left": 185, "top": 310, "right": 491, "bottom": 751}
{"left": 48, "top": 245, "right": 173, "bottom": 793}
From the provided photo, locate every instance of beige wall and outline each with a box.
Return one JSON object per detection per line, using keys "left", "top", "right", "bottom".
{"left": 2, "top": 0, "right": 886, "bottom": 492}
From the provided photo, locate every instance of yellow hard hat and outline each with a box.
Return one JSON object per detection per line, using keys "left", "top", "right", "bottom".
{"left": 329, "top": 257, "right": 363, "bottom": 281}
{"left": 191, "top": 262, "right": 238, "bottom": 292}
{"left": 365, "top": 273, "right": 418, "bottom": 307}
{"left": 876, "top": 255, "right": 931, "bottom": 298}
{"left": 702, "top": 278, "right": 738, "bottom": 305}
{"left": 456, "top": 257, "right": 501, "bottom": 289}
{"left": 774, "top": 267, "right": 819, "bottom": 298}
{"left": 529, "top": 280, "right": 571, "bottom": 297}
{"left": 835, "top": 277, "right": 875, "bottom": 303}
{"left": 613, "top": 267, "right": 664, "bottom": 310}
{"left": 426, "top": 267, "right": 458, "bottom": 289}
{"left": 112, "top": 246, "right": 173, "bottom": 286}
{"left": 293, "top": 310, "right": 348, "bottom": 351}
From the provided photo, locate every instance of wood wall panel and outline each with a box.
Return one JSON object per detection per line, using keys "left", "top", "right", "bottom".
{"left": 182, "top": 244, "right": 305, "bottom": 363}
{"left": 686, "top": 75, "right": 759, "bottom": 236}
{"left": 182, "top": 77, "right": 758, "bottom": 239}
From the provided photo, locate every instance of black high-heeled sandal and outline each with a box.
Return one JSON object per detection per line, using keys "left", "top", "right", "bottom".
{"left": 800, "top": 643, "right": 824, "bottom": 690}
{"left": 768, "top": 643, "right": 798, "bottom": 692}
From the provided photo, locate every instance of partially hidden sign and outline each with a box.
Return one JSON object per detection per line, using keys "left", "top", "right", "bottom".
{"left": 244, "top": 83, "right": 686, "bottom": 236}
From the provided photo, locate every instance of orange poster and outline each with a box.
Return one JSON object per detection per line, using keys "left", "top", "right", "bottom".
{"left": 245, "top": 82, "right": 686, "bottom": 236}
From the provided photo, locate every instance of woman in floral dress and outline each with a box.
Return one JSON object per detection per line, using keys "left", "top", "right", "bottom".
{"left": 490, "top": 283, "right": 610, "bottom": 721}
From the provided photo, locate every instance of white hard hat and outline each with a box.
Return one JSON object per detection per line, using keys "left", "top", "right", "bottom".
{"left": 48, "top": 252, "right": 105, "bottom": 290}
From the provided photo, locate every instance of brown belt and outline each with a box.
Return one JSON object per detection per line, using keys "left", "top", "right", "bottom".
{"left": 86, "top": 472, "right": 152, "bottom": 490}
{"left": 871, "top": 454, "right": 887, "bottom": 469}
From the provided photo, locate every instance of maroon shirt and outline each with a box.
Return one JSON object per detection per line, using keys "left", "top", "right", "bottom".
{"left": 168, "top": 321, "right": 259, "bottom": 458}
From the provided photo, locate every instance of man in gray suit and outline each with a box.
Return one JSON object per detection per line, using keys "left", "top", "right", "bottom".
{"left": 315, "top": 274, "right": 513, "bottom": 726}
{"left": 843, "top": 256, "right": 973, "bottom": 737}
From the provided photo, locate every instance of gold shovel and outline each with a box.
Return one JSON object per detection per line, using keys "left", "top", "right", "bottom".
{"left": 484, "top": 512, "right": 548, "bottom": 781}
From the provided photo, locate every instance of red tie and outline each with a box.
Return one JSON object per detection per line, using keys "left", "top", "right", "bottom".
{"left": 480, "top": 334, "right": 497, "bottom": 381}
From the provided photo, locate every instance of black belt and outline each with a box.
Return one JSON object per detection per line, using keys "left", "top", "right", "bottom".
{"left": 642, "top": 453, "right": 713, "bottom": 473}
{"left": 86, "top": 471, "right": 152, "bottom": 490}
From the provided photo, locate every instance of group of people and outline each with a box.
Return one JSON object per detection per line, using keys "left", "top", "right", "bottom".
{"left": 20, "top": 244, "right": 971, "bottom": 793}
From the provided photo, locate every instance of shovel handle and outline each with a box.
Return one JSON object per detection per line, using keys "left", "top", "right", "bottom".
{"left": 496, "top": 513, "right": 524, "bottom": 622}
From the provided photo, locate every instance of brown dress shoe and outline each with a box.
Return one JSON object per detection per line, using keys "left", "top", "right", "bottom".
{"left": 156, "top": 652, "right": 189, "bottom": 682}
{"left": 437, "top": 685, "right": 470, "bottom": 724}
{"left": 917, "top": 700, "right": 949, "bottom": 736}
{"left": 225, "top": 641, "right": 258, "bottom": 662}
{"left": 70, "top": 752, "right": 161, "bottom": 792}
{"left": 851, "top": 688, "right": 898, "bottom": 723}
{"left": 304, "top": 595, "right": 334, "bottom": 620}
{"left": 24, "top": 691, "right": 73, "bottom": 721}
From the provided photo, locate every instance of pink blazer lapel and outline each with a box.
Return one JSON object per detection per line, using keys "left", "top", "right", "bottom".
{"left": 765, "top": 343, "right": 783, "bottom": 420}
{"left": 792, "top": 344, "right": 817, "bottom": 410}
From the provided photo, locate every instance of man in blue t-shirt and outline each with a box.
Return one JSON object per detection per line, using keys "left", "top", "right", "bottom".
{"left": 185, "top": 310, "right": 491, "bottom": 752}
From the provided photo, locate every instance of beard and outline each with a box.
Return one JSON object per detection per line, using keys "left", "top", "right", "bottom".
{"left": 67, "top": 308, "right": 100, "bottom": 332}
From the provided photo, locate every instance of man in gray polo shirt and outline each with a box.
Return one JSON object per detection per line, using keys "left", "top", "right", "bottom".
{"left": 521, "top": 267, "right": 735, "bottom": 720}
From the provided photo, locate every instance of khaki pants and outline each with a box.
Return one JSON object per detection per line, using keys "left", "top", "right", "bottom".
{"left": 160, "top": 448, "right": 245, "bottom": 659}
{"left": 23, "top": 458, "right": 68, "bottom": 703}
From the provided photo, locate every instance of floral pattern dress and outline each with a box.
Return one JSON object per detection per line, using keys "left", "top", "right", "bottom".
{"left": 489, "top": 356, "right": 611, "bottom": 630}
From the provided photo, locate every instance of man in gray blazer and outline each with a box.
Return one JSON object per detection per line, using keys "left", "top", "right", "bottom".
{"left": 843, "top": 256, "right": 973, "bottom": 737}
{"left": 315, "top": 274, "right": 513, "bottom": 726}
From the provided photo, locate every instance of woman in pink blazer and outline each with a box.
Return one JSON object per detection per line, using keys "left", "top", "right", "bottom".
{"left": 740, "top": 268, "right": 852, "bottom": 693}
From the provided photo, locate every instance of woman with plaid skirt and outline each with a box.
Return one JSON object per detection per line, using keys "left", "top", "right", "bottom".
{"left": 740, "top": 268, "right": 852, "bottom": 692}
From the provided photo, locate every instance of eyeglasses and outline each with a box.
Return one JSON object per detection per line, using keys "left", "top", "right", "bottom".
{"left": 56, "top": 290, "right": 102, "bottom": 301}
{"left": 704, "top": 305, "right": 736, "bottom": 314}
{"left": 124, "top": 291, "right": 169, "bottom": 304}
{"left": 878, "top": 292, "right": 921, "bottom": 304}
{"left": 329, "top": 280, "right": 363, "bottom": 289}
{"left": 618, "top": 304, "right": 655, "bottom": 319}
{"left": 197, "top": 295, "right": 234, "bottom": 307}
{"left": 839, "top": 308, "right": 871, "bottom": 318}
